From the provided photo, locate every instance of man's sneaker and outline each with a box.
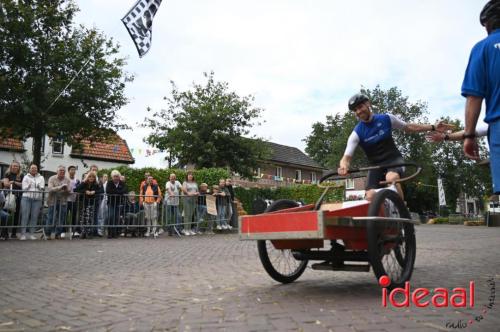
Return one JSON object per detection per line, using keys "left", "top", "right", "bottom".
{"left": 73, "top": 232, "right": 80, "bottom": 237}
{"left": 222, "top": 225, "right": 228, "bottom": 230}
{"left": 145, "top": 232, "right": 150, "bottom": 237}
{"left": 19, "top": 235, "right": 27, "bottom": 241}
{"left": 154, "top": 232, "right": 159, "bottom": 238}
{"left": 120, "top": 232, "right": 125, "bottom": 237}
{"left": 226, "top": 225, "right": 233, "bottom": 230}
{"left": 158, "top": 228, "right": 164, "bottom": 235}
{"left": 29, "top": 235, "right": 37, "bottom": 240}
{"left": 61, "top": 232, "right": 66, "bottom": 239}
{"left": 216, "top": 225, "right": 222, "bottom": 230}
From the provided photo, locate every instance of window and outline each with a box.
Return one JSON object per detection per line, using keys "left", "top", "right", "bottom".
{"left": 311, "top": 172, "right": 317, "bottom": 183}
{"left": 52, "top": 137, "right": 64, "bottom": 155}
{"left": 0, "top": 164, "right": 9, "bottom": 179}
{"left": 345, "top": 178, "right": 355, "bottom": 189}
{"left": 253, "top": 167, "right": 261, "bottom": 178}
{"left": 275, "top": 166, "right": 282, "bottom": 178}
{"left": 295, "top": 170, "right": 302, "bottom": 181}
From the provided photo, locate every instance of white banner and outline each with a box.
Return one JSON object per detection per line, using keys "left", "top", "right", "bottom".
{"left": 206, "top": 195, "right": 217, "bottom": 216}
{"left": 438, "top": 178, "right": 446, "bottom": 206}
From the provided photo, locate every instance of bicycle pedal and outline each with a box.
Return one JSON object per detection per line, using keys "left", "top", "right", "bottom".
{"left": 311, "top": 261, "right": 333, "bottom": 271}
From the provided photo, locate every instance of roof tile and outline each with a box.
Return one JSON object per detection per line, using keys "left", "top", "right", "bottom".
{"left": 264, "top": 141, "right": 326, "bottom": 170}
{"left": 0, "top": 138, "right": 24, "bottom": 152}
{"left": 70, "top": 134, "right": 134, "bottom": 163}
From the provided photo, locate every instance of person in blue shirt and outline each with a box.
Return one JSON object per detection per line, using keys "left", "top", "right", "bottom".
{"left": 462, "top": 0, "right": 500, "bottom": 194}
{"left": 338, "top": 93, "right": 453, "bottom": 201}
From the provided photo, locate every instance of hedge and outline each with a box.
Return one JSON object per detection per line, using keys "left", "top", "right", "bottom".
{"left": 234, "top": 185, "right": 343, "bottom": 214}
{"left": 98, "top": 166, "right": 343, "bottom": 213}
{"left": 98, "top": 166, "right": 229, "bottom": 194}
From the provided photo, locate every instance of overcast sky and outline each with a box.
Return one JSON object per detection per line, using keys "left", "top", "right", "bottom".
{"left": 74, "top": 0, "right": 487, "bottom": 168}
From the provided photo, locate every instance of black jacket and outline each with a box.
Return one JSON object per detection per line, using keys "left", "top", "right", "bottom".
{"left": 75, "top": 181, "right": 103, "bottom": 205}
{"left": 106, "top": 181, "right": 128, "bottom": 207}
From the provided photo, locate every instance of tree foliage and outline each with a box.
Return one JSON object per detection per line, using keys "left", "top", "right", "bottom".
{"left": 304, "top": 86, "right": 492, "bottom": 213}
{"left": 0, "top": 0, "right": 132, "bottom": 167}
{"left": 144, "top": 72, "right": 269, "bottom": 178}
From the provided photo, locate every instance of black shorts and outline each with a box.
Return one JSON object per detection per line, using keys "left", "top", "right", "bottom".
{"left": 366, "top": 158, "right": 405, "bottom": 190}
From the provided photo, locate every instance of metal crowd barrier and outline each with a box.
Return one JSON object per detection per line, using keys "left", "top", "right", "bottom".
{"left": 0, "top": 189, "right": 236, "bottom": 240}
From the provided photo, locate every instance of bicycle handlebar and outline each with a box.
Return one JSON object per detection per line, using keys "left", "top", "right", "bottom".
{"left": 319, "top": 162, "right": 422, "bottom": 185}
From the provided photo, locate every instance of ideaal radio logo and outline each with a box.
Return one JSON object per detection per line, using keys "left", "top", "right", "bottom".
{"left": 378, "top": 275, "right": 496, "bottom": 329}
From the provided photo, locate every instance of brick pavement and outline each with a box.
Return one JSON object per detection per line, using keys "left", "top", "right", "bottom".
{"left": 0, "top": 225, "right": 499, "bottom": 331}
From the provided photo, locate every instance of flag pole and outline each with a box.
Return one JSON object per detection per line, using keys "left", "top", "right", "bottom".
{"left": 45, "top": 57, "right": 93, "bottom": 112}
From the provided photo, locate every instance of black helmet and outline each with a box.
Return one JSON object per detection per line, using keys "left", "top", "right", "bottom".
{"left": 480, "top": 0, "right": 500, "bottom": 26}
{"left": 348, "top": 93, "right": 370, "bottom": 111}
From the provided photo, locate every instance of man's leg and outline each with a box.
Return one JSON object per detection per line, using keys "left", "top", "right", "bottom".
{"left": 19, "top": 197, "right": 31, "bottom": 237}
{"left": 364, "top": 169, "right": 384, "bottom": 202}
{"left": 385, "top": 171, "right": 403, "bottom": 199}
{"left": 45, "top": 205, "right": 55, "bottom": 237}
{"left": 30, "top": 199, "right": 43, "bottom": 236}
{"left": 10, "top": 195, "right": 21, "bottom": 238}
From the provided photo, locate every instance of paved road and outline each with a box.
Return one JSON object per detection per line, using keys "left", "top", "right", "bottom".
{"left": 0, "top": 225, "right": 499, "bottom": 332}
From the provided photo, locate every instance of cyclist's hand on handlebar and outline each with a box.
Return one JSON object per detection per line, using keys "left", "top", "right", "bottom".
{"left": 337, "top": 166, "right": 348, "bottom": 176}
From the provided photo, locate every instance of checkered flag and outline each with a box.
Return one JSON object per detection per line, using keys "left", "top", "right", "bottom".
{"left": 122, "top": 0, "right": 163, "bottom": 57}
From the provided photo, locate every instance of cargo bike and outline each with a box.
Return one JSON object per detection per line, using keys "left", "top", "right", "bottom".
{"left": 239, "top": 163, "right": 422, "bottom": 289}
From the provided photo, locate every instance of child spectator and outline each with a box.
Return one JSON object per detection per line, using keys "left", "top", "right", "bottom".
{"left": 216, "top": 179, "right": 232, "bottom": 230}
{"left": 125, "top": 191, "right": 143, "bottom": 237}
{"left": 196, "top": 183, "right": 212, "bottom": 234}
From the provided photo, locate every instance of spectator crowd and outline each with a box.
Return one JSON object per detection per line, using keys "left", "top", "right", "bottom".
{"left": 0, "top": 161, "right": 236, "bottom": 241}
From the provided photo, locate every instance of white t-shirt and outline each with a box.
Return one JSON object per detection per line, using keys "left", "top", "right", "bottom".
{"left": 476, "top": 123, "right": 488, "bottom": 137}
{"left": 165, "top": 180, "right": 182, "bottom": 205}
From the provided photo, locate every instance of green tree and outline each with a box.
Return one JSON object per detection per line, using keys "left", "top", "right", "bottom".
{"left": 143, "top": 72, "right": 269, "bottom": 178}
{"left": 0, "top": 0, "right": 132, "bottom": 167}
{"left": 430, "top": 117, "right": 492, "bottom": 212}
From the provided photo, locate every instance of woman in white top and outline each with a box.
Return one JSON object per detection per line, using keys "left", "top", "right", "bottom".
{"left": 20, "top": 164, "right": 45, "bottom": 240}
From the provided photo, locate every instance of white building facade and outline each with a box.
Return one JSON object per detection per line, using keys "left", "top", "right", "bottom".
{"left": 0, "top": 135, "right": 134, "bottom": 181}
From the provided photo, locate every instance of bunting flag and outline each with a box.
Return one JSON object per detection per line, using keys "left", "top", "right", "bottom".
{"left": 122, "top": 0, "right": 163, "bottom": 57}
{"left": 129, "top": 147, "right": 162, "bottom": 157}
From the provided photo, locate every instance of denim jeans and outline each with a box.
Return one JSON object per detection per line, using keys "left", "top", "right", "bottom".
{"left": 166, "top": 204, "right": 182, "bottom": 232}
{"left": 45, "top": 203, "right": 68, "bottom": 236}
{"left": 107, "top": 204, "right": 122, "bottom": 238}
{"left": 20, "top": 197, "right": 43, "bottom": 235}
{"left": 67, "top": 201, "right": 79, "bottom": 233}
{"left": 0, "top": 209, "right": 9, "bottom": 237}
{"left": 196, "top": 205, "right": 211, "bottom": 232}
{"left": 216, "top": 205, "right": 228, "bottom": 227}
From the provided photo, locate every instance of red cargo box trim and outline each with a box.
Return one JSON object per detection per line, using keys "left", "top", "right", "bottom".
{"left": 239, "top": 211, "right": 325, "bottom": 240}
{"left": 241, "top": 211, "right": 320, "bottom": 234}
